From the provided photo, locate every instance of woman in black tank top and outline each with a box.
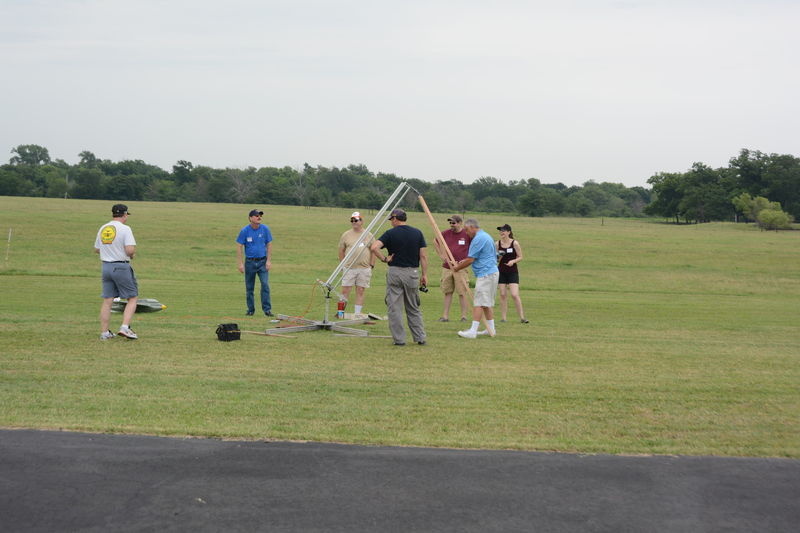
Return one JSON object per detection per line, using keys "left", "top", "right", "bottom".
{"left": 497, "top": 224, "right": 529, "bottom": 323}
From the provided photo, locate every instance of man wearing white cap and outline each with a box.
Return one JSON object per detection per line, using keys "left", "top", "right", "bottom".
{"left": 338, "top": 211, "right": 376, "bottom": 316}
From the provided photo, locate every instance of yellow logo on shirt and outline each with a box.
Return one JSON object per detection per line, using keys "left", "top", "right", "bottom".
{"left": 100, "top": 225, "right": 116, "bottom": 244}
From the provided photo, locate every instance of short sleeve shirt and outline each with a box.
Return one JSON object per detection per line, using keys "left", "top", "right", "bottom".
{"left": 236, "top": 224, "right": 273, "bottom": 258}
{"left": 95, "top": 220, "right": 136, "bottom": 262}
{"left": 377, "top": 225, "right": 427, "bottom": 268}
{"left": 338, "top": 229, "right": 375, "bottom": 269}
{"left": 440, "top": 228, "right": 471, "bottom": 268}
{"left": 467, "top": 229, "right": 499, "bottom": 278}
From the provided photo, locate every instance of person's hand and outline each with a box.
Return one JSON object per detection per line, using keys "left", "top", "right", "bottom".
{"left": 421, "top": 274, "right": 428, "bottom": 287}
{"left": 238, "top": 263, "right": 244, "bottom": 273}
{"left": 385, "top": 254, "right": 394, "bottom": 263}
{"left": 266, "top": 259, "right": 272, "bottom": 271}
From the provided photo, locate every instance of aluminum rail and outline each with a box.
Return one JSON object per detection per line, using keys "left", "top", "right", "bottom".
{"left": 322, "top": 181, "right": 414, "bottom": 293}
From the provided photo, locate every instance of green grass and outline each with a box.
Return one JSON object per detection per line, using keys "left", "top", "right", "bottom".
{"left": 1, "top": 197, "right": 799, "bottom": 457}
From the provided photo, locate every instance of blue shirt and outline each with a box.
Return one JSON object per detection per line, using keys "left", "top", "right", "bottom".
{"left": 236, "top": 224, "right": 273, "bottom": 258}
{"left": 467, "top": 229, "right": 499, "bottom": 278}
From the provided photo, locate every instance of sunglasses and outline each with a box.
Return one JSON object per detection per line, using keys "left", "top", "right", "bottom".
{"left": 350, "top": 218, "right": 361, "bottom": 222}
{"left": 448, "top": 221, "right": 457, "bottom": 225}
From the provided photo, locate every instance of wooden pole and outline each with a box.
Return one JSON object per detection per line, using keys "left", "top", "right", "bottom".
{"left": 417, "top": 196, "right": 495, "bottom": 336}
{"left": 240, "top": 330, "right": 296, "bottom": 339}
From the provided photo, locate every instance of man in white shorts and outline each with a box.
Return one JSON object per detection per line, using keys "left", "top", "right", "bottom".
{"left": 451, "top": 218, "right": 499, "bottom": 339}
{"left": 338, "top": 211, "right": 376, "bottom": 316}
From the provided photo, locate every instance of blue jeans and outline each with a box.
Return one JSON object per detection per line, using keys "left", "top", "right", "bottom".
{"left": 244, "top": 258, "right": 271, "bottom": 313}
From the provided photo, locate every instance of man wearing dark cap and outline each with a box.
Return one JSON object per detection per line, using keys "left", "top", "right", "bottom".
{"left": 236, "top": 209, "right": 273, "bottom": 316}
{"left": 94, "top": 204, "right": 139, "bottom": 339}
{"left": 433, "top": 214, "right": 471, "bottom": 322}
{"left": 370, "top": 208, "right": 428, "bottom": 345}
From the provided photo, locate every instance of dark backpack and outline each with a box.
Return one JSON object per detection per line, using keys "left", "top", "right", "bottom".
{"left": 216, "top": 323, "right": 241, "bottom": 341}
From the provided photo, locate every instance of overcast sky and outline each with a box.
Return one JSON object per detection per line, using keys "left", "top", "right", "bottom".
{"left": 1, "top": 0, "right": 798, "bottom": 187}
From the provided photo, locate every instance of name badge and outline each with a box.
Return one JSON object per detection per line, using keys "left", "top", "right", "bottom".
{"left": 458, "top": 239, "right": 465, "bottom": 245}
{"left": 247, "top": 237, "right": 253, "bottom": 242}
{"left": 506, "top": 248, "right": 513, "bottom": 253}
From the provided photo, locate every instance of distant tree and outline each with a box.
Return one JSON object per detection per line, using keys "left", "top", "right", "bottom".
{"left": 144, "top": 179, "right": 180, "bottom": 201}
{"left": 677, "top": 163, "right": 730, "bottom": 223}
{"left": 565, "top": 191, "right": 595, "bottom": 217}
{"left": 207, "top": 174, "right": 234, "bottom": 202}
{"left": 71, "top": 168, "right": 106, "bottom": 199}
{"left": 105, "top": 174, "right": 145, "bottom": 201}
{"left": 227, "top": 168, "right": 256, "bottom": 203}
{"left": 78, "top": 150, "right": 98, "bottom": 168}
{"left": 541, "top": 187, "right": 566, "bottom": 214}
{"left": 10, "top": 144, "right": 50, "bottom": 166}
{"left": 757, "top": 208, "right": 792, "bottom": 230}
{"left": 40, "top": 165, "right": 68, "bottom": 198}
{"left": 0, "top": 167, "right": 29, "bottom": 195}
{"left": 645, "top": 172, "right": 684, "bottom": 223}
{"left": 478, "top": 196, "right": 514, "bottom": 213}
{"left": 172, "top": 160, "right": 194, "bottom": 185}
{"left": 517, "top": 189, "right": 545, "bottom": 217}
{"left": 470, "top": 176, "right": 507, "bottom": 201}
{"left": 732, "top": 193, "right": 786, "bottom": 226}
{"left": 761, "top": 153, "right": 800, "bottom": 220}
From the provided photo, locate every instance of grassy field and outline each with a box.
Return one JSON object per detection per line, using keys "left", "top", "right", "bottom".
{"left": 1, "top": 196, "right": 798, "bottom": 457}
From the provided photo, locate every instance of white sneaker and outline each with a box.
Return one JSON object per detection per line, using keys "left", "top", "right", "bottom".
{"left": 100, "top": 330, "right": 115, "bottom": 340}
{"left": 457, "top": 330, "right": 477, "bottom": 339}
{"left": 118, "top": 327, "right": 138, "bottom": 340}
{"left": 476, "top": 330, "right": 489, "bottom": 336}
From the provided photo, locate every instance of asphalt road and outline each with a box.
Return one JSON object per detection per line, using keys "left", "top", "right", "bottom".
{"left": 1, "top": 429, "right": 798, "bottom": 532}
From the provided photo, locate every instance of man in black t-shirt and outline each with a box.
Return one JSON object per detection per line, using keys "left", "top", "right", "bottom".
{"left": 371, "top": 209, "right": 428, "bottom": 346}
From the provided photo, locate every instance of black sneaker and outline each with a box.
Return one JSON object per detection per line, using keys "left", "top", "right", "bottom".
{"left": 417, "top": 340, "right": 426, "bottom": 345}
{"left": 265, "top": 311, "right": 274, "bottom": 317}
{"left": 246, "top": 311, "right": 254, "bottom": 316}
{"left": 393, "top": 342, "right": 405, "bottom": 346}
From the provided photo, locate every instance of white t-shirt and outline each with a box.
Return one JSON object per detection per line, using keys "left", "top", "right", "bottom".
{"left": 95, "top": 220, "right": 136, "bottom": 262}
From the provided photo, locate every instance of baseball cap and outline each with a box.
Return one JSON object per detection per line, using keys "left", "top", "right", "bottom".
{"left": 497, "top": 224, "right": 512, "bottom": 231}
{"left": 350, "top": 211, "right": 361, "bottom": 219}
{"left": 112, "top": 204, "right": 129, "bottom": 216}
{"left": 249, "top": 209, "right": 264, "bottom": 217}
{"left": 447, "top": 214, "right": 463, "bottom": 223}
{"left": 388, "top": 208, "right": 407, "bottom": 221}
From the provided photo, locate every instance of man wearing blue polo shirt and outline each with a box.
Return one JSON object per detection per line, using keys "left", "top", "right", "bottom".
{"left": 452, "top": 218, "right": 499, "bottom": 338}
{"left": 236, "top": 209, "right": 273, "bottom": 316}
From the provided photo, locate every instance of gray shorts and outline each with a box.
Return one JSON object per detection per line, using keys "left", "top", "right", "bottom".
{"left": 473, "top": 272, "right": 499, "bottom": 308}
{"left": 101, "top": 262, "right": 139, "bottom": 299}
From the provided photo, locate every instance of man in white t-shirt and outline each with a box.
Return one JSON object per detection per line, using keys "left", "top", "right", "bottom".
{"left": 94, "top": 204, "right": 139, "bottom": 340}
{"left": 338, "top": 211, "right": 375, "bottom": 316}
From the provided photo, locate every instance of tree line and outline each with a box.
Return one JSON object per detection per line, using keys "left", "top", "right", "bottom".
{"left": 645, "top": 149, "right": 799, "bottom": 226}
{"left": 1, "top": 144, "right": 797, "bottom": 225}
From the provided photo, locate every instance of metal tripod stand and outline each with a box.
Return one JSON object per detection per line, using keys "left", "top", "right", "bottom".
{"left": 263, "top": 181, "right": 415, "bottom": 337}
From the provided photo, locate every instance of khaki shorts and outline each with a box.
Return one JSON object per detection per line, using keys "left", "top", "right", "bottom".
{"left": 342, "top": 267, "right": 372, "bottom": 288}
{"left": 440, "top": 268, "right": 469, "bottom": 296}
{"left": 473, "top": 272, "right": 499, "bottom": 308}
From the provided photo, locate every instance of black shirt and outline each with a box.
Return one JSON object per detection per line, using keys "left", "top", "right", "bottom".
{"left": 377, "top": 225, "right": 427, "bottom": 268}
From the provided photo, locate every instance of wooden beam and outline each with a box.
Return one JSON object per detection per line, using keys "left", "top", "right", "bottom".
{"left": 417, "top": 196, "right": 495, "bottom": 336}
